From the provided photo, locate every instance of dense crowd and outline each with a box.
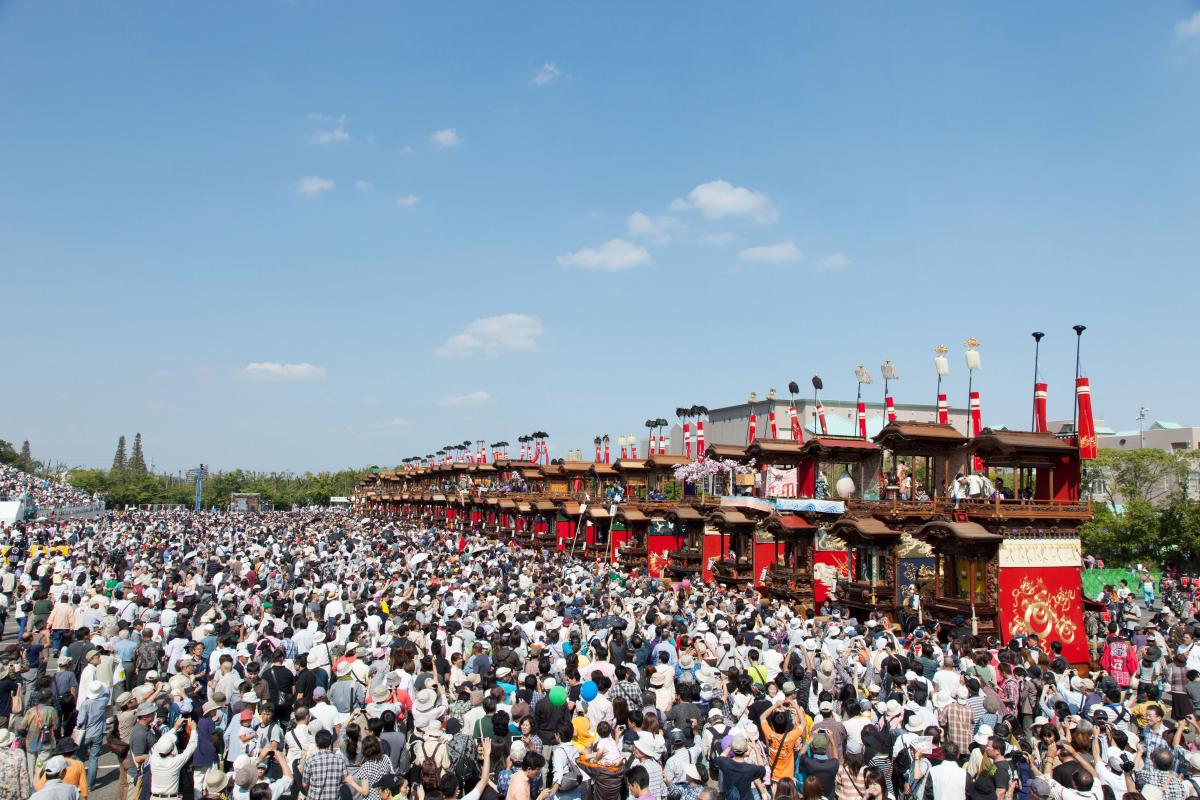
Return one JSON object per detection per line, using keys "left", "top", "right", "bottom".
{"left": 0, "top": 466, "right": 98, "bottom": 514}
{"left": 0, "top": 509, "right": 1194, "bottom": 800}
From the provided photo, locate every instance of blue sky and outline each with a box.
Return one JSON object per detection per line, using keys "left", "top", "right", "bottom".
{"left": 2, "top": 2, "right": 1198, "bottom": 473}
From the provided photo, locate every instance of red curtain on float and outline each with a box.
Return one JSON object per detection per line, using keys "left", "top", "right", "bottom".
{"left": 1076, "top": 378, "right": 1098, "bottom": 459}
{"left": 753, "top": 539, "right": 776, "bottom": 588}
{"left": 702, "top": 532, "right": 723, "bottom": 582}
{"left": 610, "top": 525, "right": 629, "bottom": 562}
{"left": 999, "top": 567, "right": 1088, "bottom": 663}
{"left": 813, "top": 551, "right": 852, "bottom": 606}
{"left": 647, "top": 533, "right": 675, "bottom": 578}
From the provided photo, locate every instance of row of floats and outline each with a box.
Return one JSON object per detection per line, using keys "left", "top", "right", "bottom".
{"left": 355, "top": 421, "right": 1093, "bottom": 658}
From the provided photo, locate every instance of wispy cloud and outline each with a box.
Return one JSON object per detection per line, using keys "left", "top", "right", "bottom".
{"left": 534, "top": 62, "right": 561, "bottom": 86}
{"left": 377, "top": 417, "right": 411, "bottom": 428}
{"left": 430, "top": 128, "right": 461, "bottom": 149}
{"left": 294, "top": 176, "right": 334, "bottom": 196}
{"left": 817, "top": 252, "right": 850, "bottom": 270}
{"left": 398, "top": 145, "right": 415, "bottom": 156}
{"left": 354, "top": 180, "right": 373, "bottom": 192}
{"left": 439, "top": 390, "right": 491, "bottom": 408}
{"left": 396, "top": 194, "right": 421, "bottom": 207}
{"left": 674, "top": 180, "right": 777, "bottom": 223}
{"left": 627, "top": 212, "right": 681, "bottom": 244}
{"left": 1176, "top": 11, "right": 1200, "bottom": 41}
{"left": 240, "top": 362, "right": 327, "bottom": 382}
{"left": 434, "top": 314, "right": 544, "bottom": 358}
{"left": 739, "top": 241, "right": 801, "bottom": 264}
{"left": 310, "top": 114, "right": 350, "bottom": 145}
{"left": 557, "top": 238, "right": 653, "bottom": 271}
{"left": 697, "top": 232, "right": 737, "bottom": 247}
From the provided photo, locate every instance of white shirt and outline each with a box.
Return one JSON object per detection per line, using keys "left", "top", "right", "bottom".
{"left": 928, "top": 761, "right": 965, "bottom": 800}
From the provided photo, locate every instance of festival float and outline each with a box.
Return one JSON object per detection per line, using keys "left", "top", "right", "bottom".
{"left": 356, "top": 328, "right": 1097, "bottom": 662}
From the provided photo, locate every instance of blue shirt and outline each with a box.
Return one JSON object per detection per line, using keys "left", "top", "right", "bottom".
{"left": 76, "top": 692, "right": 110, "bottom": 743}
{"left": 193, "top": 716, "right": 218, "bottom": 768}
{"left": 114, "top": 638, "right": 138, "bottom": 663}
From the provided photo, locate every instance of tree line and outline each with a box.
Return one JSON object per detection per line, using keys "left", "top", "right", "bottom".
{"left": 1081, "top": 447, "right": 1200, "bottom": 570}
{"left": 3, "top": 434, "right": 365, "bottom": 511}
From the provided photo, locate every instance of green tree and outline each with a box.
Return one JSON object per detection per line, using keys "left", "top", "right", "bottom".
{"left": 0, "top": 440, "right": 20, "bottom": 468}
{"left": 1094, "top": 448, "right": 1193, "bottom": 507}
{"left": 65, "top": 469, "right": 108, "bottom": 495}
{"left": 18, "top": 441, "right": 33, "bottom": 472}
{"left": 112, "top": 436, "right": 128, "bottom": 474}
{"left": 128, "top": 433, "right": 147, "bottom": 475}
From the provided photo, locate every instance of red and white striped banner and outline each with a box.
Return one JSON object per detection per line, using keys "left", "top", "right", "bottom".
{"left": 885, "top": 396, "right": 896, "bottom": 423}
{"left": 856, "top": 402, "right": 867, "bottom": 438}
{"left": 1076, "top": 378, "right": 1098, "bottom": 459}
{"left": 1034, "top": 383, "right": 1048, "bottom": 433}
{"left": 788, "top": 406, "right": 801, "bottom": 442}
{"left": 696, "top": 420, "right": 705, "bottom": 461}
{"left": 815, "top": 402, "right": 828, "bottom": 436}
{"left": 683, "top": 423, "right": 691, "bottom": 459}
{"left": 937, "top": 394, "right": 948, "bottom": 425}
{"left": 970, "top": 391, "right": 984, "bottom": 470}
{"left": 768, "top": 409, "right": 777, "bottom": 439}
{"left": 748, "top": 414, "right": 757, "bottom": 444}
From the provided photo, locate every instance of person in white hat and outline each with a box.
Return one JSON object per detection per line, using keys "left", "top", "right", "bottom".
{"left": 149, "top": 718, "right": 198, "bottom": 800}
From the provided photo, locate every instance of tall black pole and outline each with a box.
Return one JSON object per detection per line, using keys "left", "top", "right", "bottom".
{"left": 1031, "top": 332, "right": 1044, "bottom": 430}
{"left": 1072, "top": 325, "right": 1086, "bottom": 436}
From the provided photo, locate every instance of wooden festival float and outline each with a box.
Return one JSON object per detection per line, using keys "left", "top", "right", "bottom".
{"left": 355, "top": 333, "right": 1098, "bottom": 658}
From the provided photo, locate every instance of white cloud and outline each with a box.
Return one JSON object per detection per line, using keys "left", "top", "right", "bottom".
{"left": 434, "top": 313, "right": 544, "bottom": 358}
{"left": 396, "top": 194, "right": 421, "bottom": 207}
{"left": 240, "top": 362, "right": 327, "bottom": 382}
{"left": 557, "top": 238, "right": 653, "bottom": 271}
{"left": 398, "top": 145, "right": 415, "bottom": 156}
{"left": 681, "top": 179, "right": 777, "bottom": 223}
{"left": 627, "top": 212, "right": 681, "bottom": 243}
{"left": 739, "top": 241, "right": 801, "bottom": 264}
{"left": 697, "top": 231, "right": 737, "bottom": 247}
{"left": 1175, "top": 11, "right": 1200, "bottom": 41}
{"left": 430, "top": 128, "right": 461, "bottom": 149}
{"left": 310, "top": 114, "right": 350, "bottom": 145}
{"left": 534, "top": 62, "right": 561, "bottom": 86}
{"left": 354, "top": 180, "right": 373, "bottom": 192}
{"left": 294, "top": 176, "right": 334, "bottom": 196}
{"left": 378, "top": 417, "right": 411, "bottom": 428}
{"left": 439, "top": 390, "right": 491, "bottom": 408}
{"left": 817, "top": 252, "right": 850, "bottom": 270}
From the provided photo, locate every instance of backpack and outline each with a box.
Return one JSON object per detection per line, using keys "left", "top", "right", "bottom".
{"left": 418, "top": 740, "right": 444, "bottom": 790}
{"left": 27, "top": 705, "right": 54, "bottom": 753}
{"left": 706, "top": 724, "right": 729, "bottom": 764}
{"left": 448, "top": 735, "right": 479, "bottom": 788}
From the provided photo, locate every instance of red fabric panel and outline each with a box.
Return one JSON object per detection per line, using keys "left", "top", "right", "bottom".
{"left": 999, "top": 566, "right": 1088, "bottom": 663}
{"left": 647, "top": 533, "right": 675, "bottom": 578}
{"left": 813, "top": 551, "right": 851, "bottom": 606}
{"left": 702, "top": 531, "right": 723, "bottom": 583}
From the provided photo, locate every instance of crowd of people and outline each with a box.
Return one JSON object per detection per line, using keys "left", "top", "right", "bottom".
{"left": 0, "top": 466, "right": 98, "bottom": 516}
{"left": 0, "top": 508, "right": 1193, "bottom": 800}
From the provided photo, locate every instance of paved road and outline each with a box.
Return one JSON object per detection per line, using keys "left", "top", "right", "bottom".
{"left": 6, "top": 619, "right": 124, "bottom": 800}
